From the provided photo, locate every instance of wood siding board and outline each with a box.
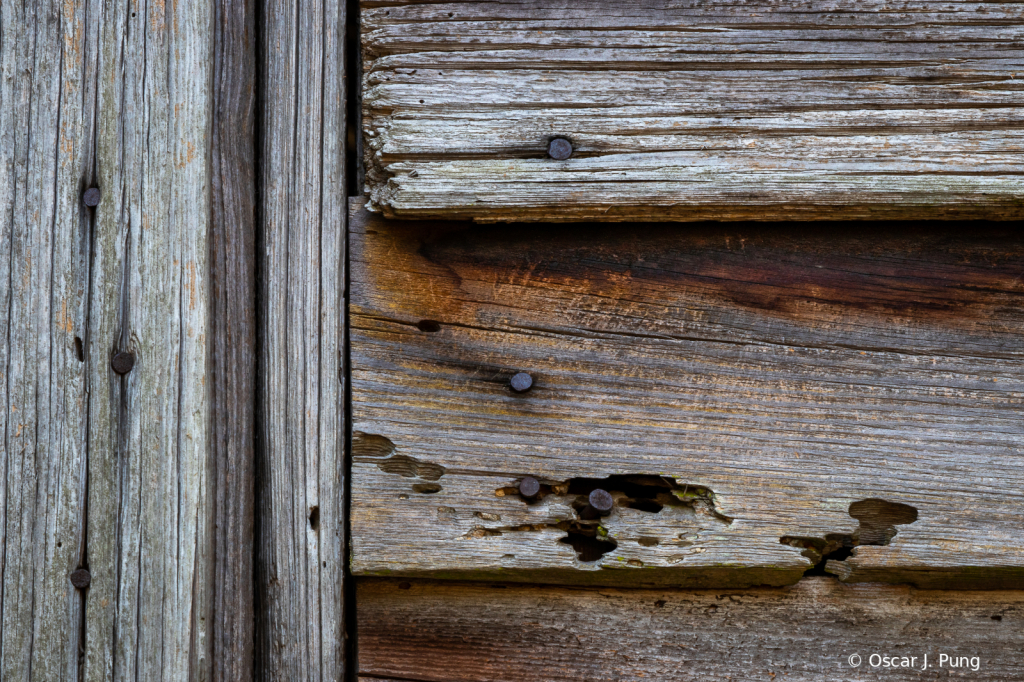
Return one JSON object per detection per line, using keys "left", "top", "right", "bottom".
{"left": 358, "top": 578, "right": 1024, "bottom": 682}
{"left": 349, "top": 199, "right": 1024, "bottom": 589}
{"left": 361, "top": 0, "right": 1024, "bottom": 221}
{"left": 257, "top": 0, "right": 347, "bottom": 678}
{"left": 0, "top": 0, "right": 95, "bottom": 678}
{"left": 84, "top": 1, "right": 215, "bottom": 680}
{"left": 212, "top": 0, "right": 258, "bottom": 678}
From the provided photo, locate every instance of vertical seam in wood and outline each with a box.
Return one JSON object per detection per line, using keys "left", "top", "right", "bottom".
{"left": 316, "top": 2, "right": 328, "bottom": 677}
{"left": 342, "top": 1, "right": 358, "bottom": 679}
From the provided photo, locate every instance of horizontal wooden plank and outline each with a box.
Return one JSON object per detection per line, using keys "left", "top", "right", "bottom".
{"left": 358, "top": 578, "right": 1024, "bottom": 681}
{"left": 361, "top": 0, "right": 1024, "bottom": 222}
{"left": 349, "top": 199, "right": 1024, "bottom": 588}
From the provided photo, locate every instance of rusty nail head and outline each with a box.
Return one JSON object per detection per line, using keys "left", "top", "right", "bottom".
{"left": 70, "top": 569, "right": 91, "bottom": 589}
{"left": 589, "top": 488, "right": 614, "bottom": 513}
{"left": 83, "top": 187, "right": 101, "bottom": 207}
{"left": 510, "top": 372, "right": 533, "bottom": 393}
{"left": 548, "top": 137, "right": 573, "bottom": 160}
{"left": 111, "top": 351, "right": 135, "bottom": 375}
{"left": 519, "top": 476, "right": 541, "bottom": 498}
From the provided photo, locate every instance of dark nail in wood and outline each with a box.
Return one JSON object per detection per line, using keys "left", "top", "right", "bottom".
{"left": 111, "top": 351, "right": 135, "bottom": 375}
{"left": 69, "top": 569, "right": 91, "bottom": 589}
{"left": 547, "top": 137, "right": 573, "bottom": 160}
{"left": 510, "top": 372, "right": 533, "bottom": 393}
{"left": 519, "top": 476, "right": 541, "bottom": 498}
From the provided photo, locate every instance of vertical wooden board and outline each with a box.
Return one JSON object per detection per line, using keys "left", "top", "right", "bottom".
{"left": 257, "top": 0, "right": 347, "bottom": 678}
{"left": 358, "top": 578, "right": 1024, "bottom": 681}
{"left": 0, "top": 0, "right": 96, "bottom": 679}
{"left": 84, "top": 1, "right": 215, "bottom": 680}
{"left": 211, "top": 0, "right": 257, "bottom": 678}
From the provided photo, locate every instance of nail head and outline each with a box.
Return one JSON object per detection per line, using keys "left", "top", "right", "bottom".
{"left": 70, "top": 569, "right": 91, "bottom": 589}
{"left": 519, "top": 476, "right": 541, "bottom": 498}
{"left": 510, "top": 372, "right": 533, "bottom": 393}
{"left": 589, "top": 488, "right": 614, "bottom": 513}
{"left": 111, "top": 351, "right": 135, "bottom": 375}
{"left": 548, "top": 137, "right": 573, "bottom": 160}
{"left": 83, "top": 187, "right": 101, "bottom": 207}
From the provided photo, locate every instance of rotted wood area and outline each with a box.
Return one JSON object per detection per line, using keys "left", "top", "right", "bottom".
{"left": 357, "top": 578, "right": 1024, "bottom": 682}
{"left": 361, "top": 0, "right": 1024, "bottom": 222}
{"left": 349, "top": 199, "right": 1024, "bottom": 589}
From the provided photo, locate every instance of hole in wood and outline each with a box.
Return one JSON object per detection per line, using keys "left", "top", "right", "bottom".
{"left": 781, "top": 498, "right": 919, "bottom": 577}
{"left": 560, "top": 527, "right": 617, "bottom": 562}
{"left": 309, "top": 506, "right": 320, "bottom": 532}
{"left": 74, "top": 337, "right": 84, "bottom": 362}
{"left": 416, "top": 319, "right": 441, "bottom": 332}
{"left": 487, "top": 474, "right": 730, "bottom": 563}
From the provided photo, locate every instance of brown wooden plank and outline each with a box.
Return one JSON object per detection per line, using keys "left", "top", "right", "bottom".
{"left": 357, "top": 578, "right": 1024, "bottom": 682}
{"left": 349, "top": 199, "right": 1024, "bottom": 589}
{"left": 212, "top": 0, "right": 257, "bottom": 678}
{"left": 257, "top": 0, "right": 348, "bottom": 678}
{"left": 361, "top": 0, "right": 1024, "bottom": 222}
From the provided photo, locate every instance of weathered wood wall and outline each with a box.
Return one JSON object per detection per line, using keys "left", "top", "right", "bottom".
{"left": 349, "top": 200, "right": 1024, "bottom": 589}
{"left": 359, "top": 577, "right": 1024, "bottom": 681}
{"left": 362, "top": 0, "right": 1024, "bottom": 222}
{"left": 8, "top": 1, "right": 1024, "bottom": 680}
{"left": 257, "top": 0, "right": 348, "bottom": 678}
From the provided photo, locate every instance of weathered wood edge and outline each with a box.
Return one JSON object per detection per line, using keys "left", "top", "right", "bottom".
{"left": 358, "top": 577, "right": 1024, "bottom": 682}
{"left": 257, "top": 0, "right": 348, "bottom": 678}
{"left": 212, "top": 0, "right": 257, "bottom": 678}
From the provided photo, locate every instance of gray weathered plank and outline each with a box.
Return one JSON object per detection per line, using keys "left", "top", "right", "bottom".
{"left": 257, "top": 0, "right": 347, "bottom": 678}
{"left": 0, "top": 0, "right": 96, "bottom": 678}
{"left": 349, "top": 199, "right": 1024, "bottom": 589}
{"left": 358, "top": 578, "right": 1024, "bottom": 681}
{"left": 83, "top": 0, "right": 216, "bottom": 679}
{"left": 212, "top": 0, "right": 257, "bottom": 678}
{"left": 362, "top": 0, "right": 1024, "bottom": 222}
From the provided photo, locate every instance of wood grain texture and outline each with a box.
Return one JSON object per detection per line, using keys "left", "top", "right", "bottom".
{"left": 212, "top": 0, "right": 257, "bottom": 678}
{"left": 0, "top": 0, "right": 96, "bottom": 678}
{"left": 358, "top": 578, "right": 1024, "bottom": 681}
{"left": 349, "top": 199, "right": 1024, "bottom": 589}
{"left": 361, "top": 0, "right": 1024, "bottom": 222}
{"left": 257, "top": 0, "right": 347, "bottom": 678}
{"left": 84, "top": 1, "right": 215, "bottom": 680}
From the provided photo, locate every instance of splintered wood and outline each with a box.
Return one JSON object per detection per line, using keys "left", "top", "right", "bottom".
{"left": 361, "top": 0, "right": 1024, "bottom": 222}
{"left": 349, "top": 201, "right": 1024, "bottom": 589}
